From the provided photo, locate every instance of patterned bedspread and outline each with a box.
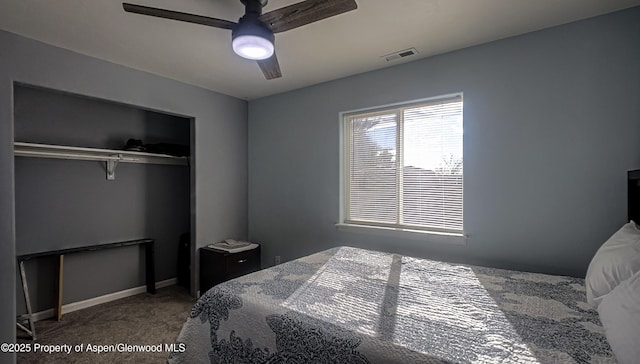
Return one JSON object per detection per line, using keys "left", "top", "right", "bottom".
{"left": 169, "top": 246, "right": 614, "bottom": 363}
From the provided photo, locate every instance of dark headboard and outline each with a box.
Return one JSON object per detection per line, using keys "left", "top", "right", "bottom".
{"left": 628, "top": 170, "right": 640, "bottom": 222}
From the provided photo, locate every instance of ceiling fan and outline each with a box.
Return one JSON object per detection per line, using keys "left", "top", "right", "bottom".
{"left": 122, "top": 0, "right": 358, "bottom": 80}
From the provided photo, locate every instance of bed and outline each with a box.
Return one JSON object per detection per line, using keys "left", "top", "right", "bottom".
{"left": 169, "top": 246, "right": 614, "bottom": 363}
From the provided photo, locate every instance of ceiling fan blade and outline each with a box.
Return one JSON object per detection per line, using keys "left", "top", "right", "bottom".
{"left": 122, "top": 3, "right": 236, "bottom": 30}
{"left": 260, "top": 0, "right": 357, "bottom": 33}
{"left": 257, "top": 53, "right": 282, "bottom": 80}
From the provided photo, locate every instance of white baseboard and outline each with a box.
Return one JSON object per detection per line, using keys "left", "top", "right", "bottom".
{"left": 30, "top": 278, "right": 177, "bottom": 322}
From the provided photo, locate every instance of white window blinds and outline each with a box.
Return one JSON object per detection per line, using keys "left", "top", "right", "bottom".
{"left": 344, "top": 95, "right": 463, "bottom": 233}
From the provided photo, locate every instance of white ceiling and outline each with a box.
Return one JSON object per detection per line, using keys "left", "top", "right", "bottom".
{"left": 1, "top": 0, "right": 639, "bottom": 100}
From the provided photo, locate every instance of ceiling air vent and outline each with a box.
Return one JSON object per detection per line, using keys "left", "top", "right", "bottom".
{"left": 383, "top": 48, "right": 418, "bottom": 62}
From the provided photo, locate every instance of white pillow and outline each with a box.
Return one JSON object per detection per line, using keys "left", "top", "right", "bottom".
{"left": 585, "top": 221, "right": 640, "bottom": 307}
{"left": 597, "top": 270, "right": 640, "bottom": 364}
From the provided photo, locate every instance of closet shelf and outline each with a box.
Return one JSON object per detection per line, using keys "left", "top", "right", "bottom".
{"left": 14, "top": 142, "right": 188, "bottom": 180}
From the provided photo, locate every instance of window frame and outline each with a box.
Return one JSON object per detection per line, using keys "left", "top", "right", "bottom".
{"left": 338, "top": 93, "right": 465, "bottom": 241}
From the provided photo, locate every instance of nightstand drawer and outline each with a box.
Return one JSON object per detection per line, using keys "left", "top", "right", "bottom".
{"left": 225, "top": 249, "right": 260, "bottom": 278}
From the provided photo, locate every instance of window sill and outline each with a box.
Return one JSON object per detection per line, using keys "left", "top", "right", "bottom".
{"left": 335, "top": 223, "right": 467, "bottom": 245}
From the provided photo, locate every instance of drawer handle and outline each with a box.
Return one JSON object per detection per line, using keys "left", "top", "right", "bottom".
{"left": 237, "top": 259, "right": 248, "bottom": 263}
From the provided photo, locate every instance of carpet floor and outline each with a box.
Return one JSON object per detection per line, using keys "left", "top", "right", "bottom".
{"left": 17, "top": 285, "right": 196, "bottom": 364}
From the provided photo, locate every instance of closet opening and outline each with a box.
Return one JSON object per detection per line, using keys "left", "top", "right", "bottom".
{"left": 13, "top": 83, "right": 195, "bottom": 326}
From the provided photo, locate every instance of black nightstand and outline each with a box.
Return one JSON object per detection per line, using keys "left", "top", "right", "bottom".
{"left": 199, "top": 245, "right": 261, "bottom": 294}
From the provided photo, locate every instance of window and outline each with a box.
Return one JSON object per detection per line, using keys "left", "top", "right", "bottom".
{"left": 342, "top": 94, "right": 463, "bottom": 235}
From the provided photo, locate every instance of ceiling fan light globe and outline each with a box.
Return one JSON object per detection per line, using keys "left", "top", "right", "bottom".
{"left": 232, "top": 35, "right": 274, "bottom": 60}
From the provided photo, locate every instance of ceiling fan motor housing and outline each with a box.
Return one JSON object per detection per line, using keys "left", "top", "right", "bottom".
{"left": 234, "top": 0, "right": 273, "bottom": 43}
{"left": 232, "top": 15, "right": 274, "bottom": 43}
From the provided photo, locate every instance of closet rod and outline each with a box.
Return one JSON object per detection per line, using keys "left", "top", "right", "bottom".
{"left": 14, "top": 142, "right": 188, "bottom": 180}
{"left": 14, "top": 149, "right": 128, "bottom": 162}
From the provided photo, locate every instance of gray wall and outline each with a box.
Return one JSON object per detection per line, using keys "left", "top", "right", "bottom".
{"left": 248, "top": 7, "right": 640, "bottom": 277}
{"left": 14, "top": 85, "right": 190, "bottom": 313}
{"left": 0, "top": 30, "right": 247, "bottom": 357}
